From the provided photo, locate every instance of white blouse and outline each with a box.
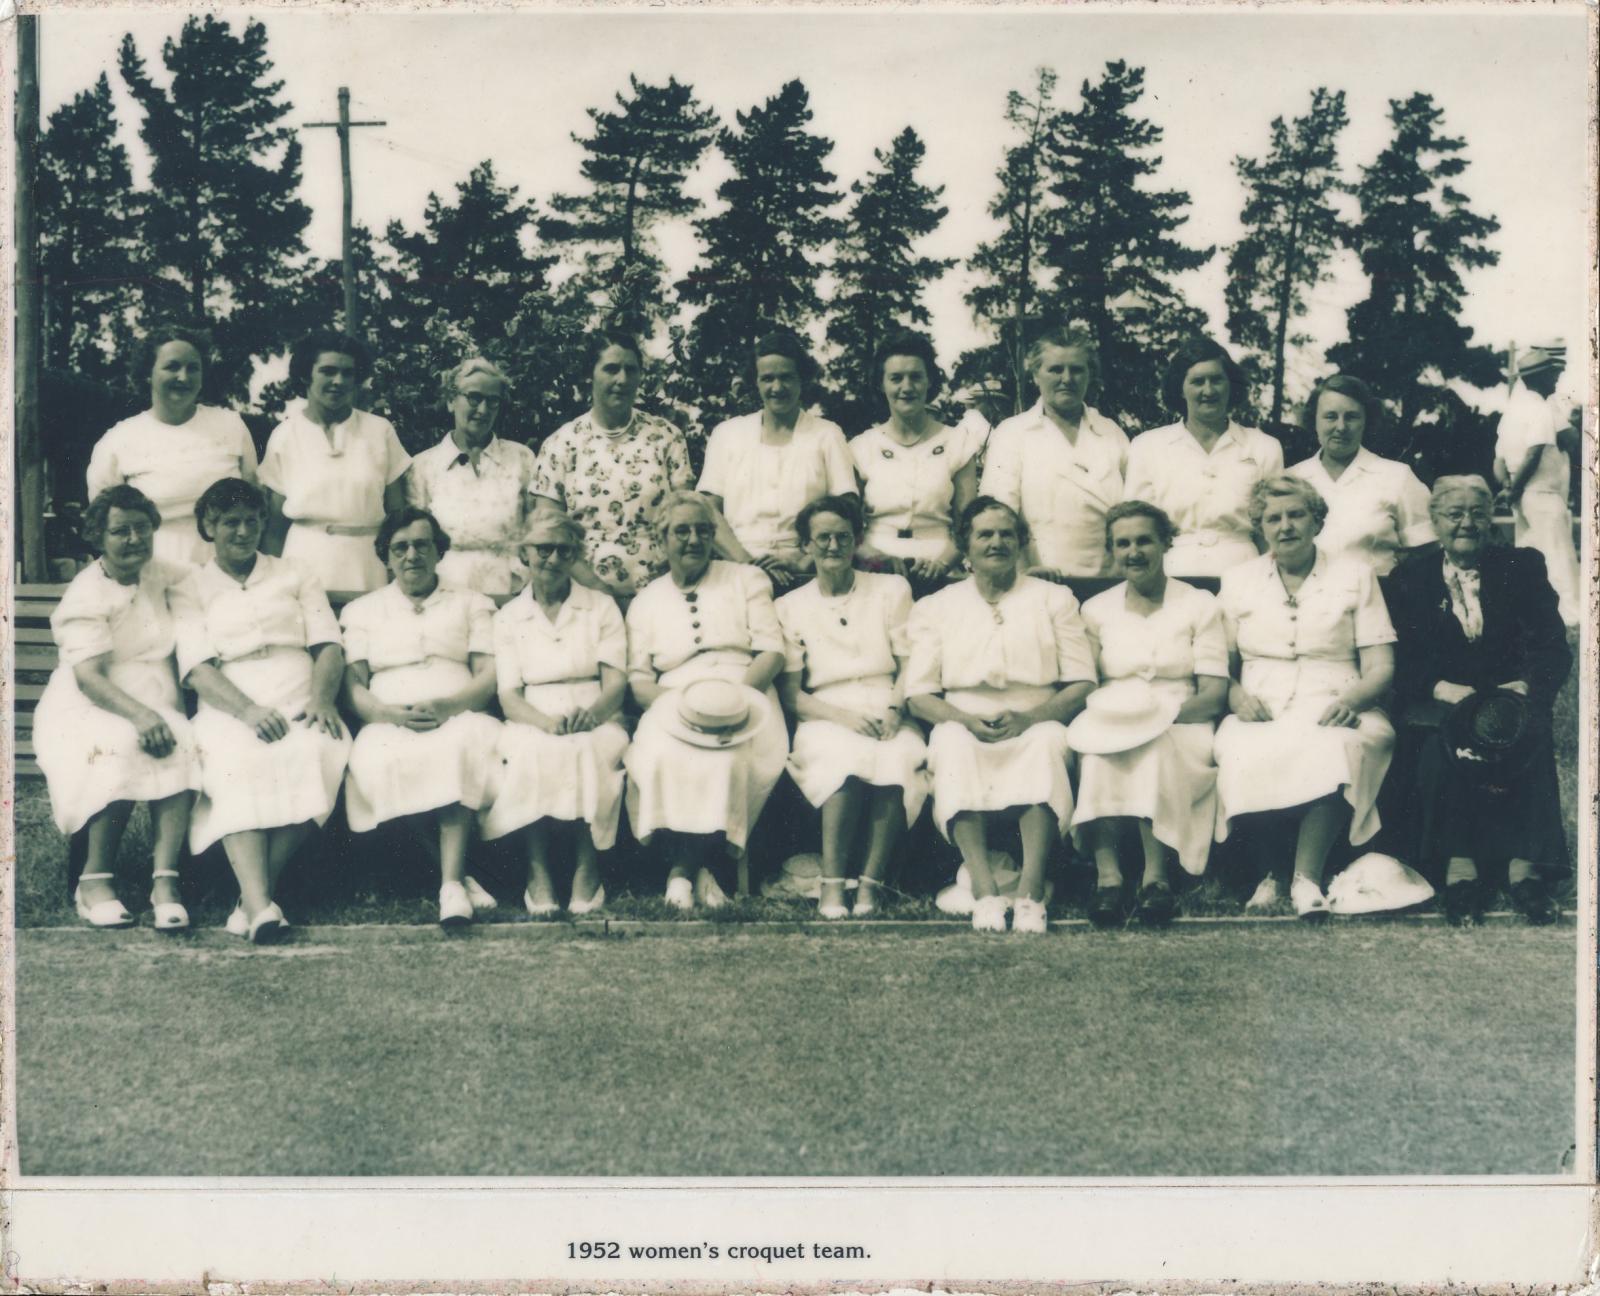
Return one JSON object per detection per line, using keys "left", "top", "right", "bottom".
{"left": 850, "top": 421, "right": 981, "bottom": 547}
{"left": 86, "top": 406, "right": 258, "bottom": 526}
{"left": 405, "top": 434, "right": 537, "bottom": 552}
{"left": 776, "top": 571, "right": 913, "bottom": 691}
{"left": 905, "top": 576, "right": 1096, "bottom": 697}
{"left": 1124, "top": 421, "right": 1283, "bottom": 560}
{"left": 1289, "top": 448, "right": 1432, "bottom": 576}
{"left": 52, "top": 559, "right": 189, "bottom": 670}
{"left": 698, "top": 410, "right": 856, "bottom": 558}
{"left": 171, "top": 554, "right": 341, "bottom": 680}
{"left": 1081, "top": 579, "right": 1228, "bottom": 701}
{"left": 259, "top": 405, "right": 410, "bottom": 527}
{"left": 494, "top": 582, "right": 627, "bottom": 691}
{"left": 626, "top": 561, "right": 784, "bottom": 679}
{"left": 339, "top": 583, "right": 494, "bottom": 671}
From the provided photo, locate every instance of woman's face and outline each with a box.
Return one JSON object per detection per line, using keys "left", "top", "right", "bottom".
{"left": 150, "top": 341, "right": 204, "bottom": 415}
{"left": 386, "top": 518, "right": 441, "bottom": 593}
{"left": 307, "top": 351, "right": 359, "bottom": 422}
{"left": 101, "top": 506, "right": 155, "bottom": 579}
{"left": 1033, "top": 344, "right": 1092, "bottom": 421}
{"left": 1181, "top": 359, "right": 1231, "bottom": 423}
{"left": 882, "top": 354, "right": 930, "bottom": 420}
{"left": 209, "top": 504, "right": 264, "bottom": 568}
{"left": 1108, "top": 514, "right": 1167, "bottom": 582}
{"left": 1315, "top": 391, "right": 1367, "bottom": 464}
{"left": 451, "top": 370, "right": 504, "bottom": 447}
{"left": 525, "top": 530, "right": 580, "bottom": 582}
{"left": 663, "top": 503, "right": 716, "bottom": 578}
{"left": 805, "top": 510, "right": 857, "bottom": 577}
{"left": 1259, "top": 492, "right": 1319, "bottom": 567}
{"left": 965, "top": 507, "right": 1022, "bottom": 579}
{"left": 590, "top": 345, "right": 641, "bottom": 425}
{"left": 1432, "top": 491, "right": 1491, "bottom": 566}
{"left": 756, "top": 354, "right": 802, "bottom": 420}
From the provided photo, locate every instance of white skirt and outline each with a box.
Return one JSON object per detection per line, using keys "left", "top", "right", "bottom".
{"left": 926, "top": 684, "right": 1073, "bottom": 839}
{"left": 34, "top": 659, "right": 202, "bottom": 835}
{"left": 787, "top": 678, "right": 929, "bottom": 824}
{"left": 345, "top": 660, "right": 502, "bottom": 833}
{"left": 1514, "top": 490, "right": 1581, "bottom": 628}
{"left": 283, "top": 523, "right": 387, "bottom": 594}
{"left": 481, "top": 679, "right": 629, "bottom": 848}
{"left": 1163, "top": 531, "right": 1259, "bottom": 579}
{"left": 190, "top": 648, "right": 352, "bottom": 853}
{"left": 1070, "top": 723, "right": 1217, "bottom": 875}
{"left": 624, "top": 657, "right": 789, "bottom": 855}
{"left": 1213, "top": 708, "right": 1394, "bottom": 845}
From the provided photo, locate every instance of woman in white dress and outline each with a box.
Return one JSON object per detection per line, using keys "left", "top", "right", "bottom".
{"left": 339, "top": 508, "right": 502, "bottom": 928}
{"left": 1124, "top": 337, "right": 1284, "bottom": 578}
{"left": 1287, "top": 374, "right": 1433, "bottom": 576}
{"left": 776, "top": 494, "right": 928, "bottom": 919}
{"left": 981, "top": 326, "right": 1130, "bottom": 580}
{"left": 482, "top": 512, "right": 629, "bottom": 916}
{"left": 906, "top": 498, "right": 1097, "bottom": 935}
{"left": 35, "top": 486, "right": 202, "bottom": 930}
{"left": 1070, "top": 501, "right": 1228, "bottom": 928}
{"left": 260, "top": 330, "right": 411, "bottom": 594}
{"left": 850, "top": 330, "right": 981, "bottom": 595}
{"left": 1213, "top": 475, "right": 1397, "bottom": 921}
{"left": 698, "top": 329, "right": 857, "bottom": 593}
{"left": 625, "top": 492, "right": 789, "bottom": 910}
{"left": 171, "top": 479, "right": 351, "bottom": 944}
{"left": 86, "top": 324, "right": 258, "bottom": 567}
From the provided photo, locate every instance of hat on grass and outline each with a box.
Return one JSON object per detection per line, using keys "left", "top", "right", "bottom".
{"left": 1066, "top": 679, "right": 1182, "bottom": 756}
{"left": 663, "top": 679, "right": 765, "bottom": 750}
{"left": 935, "top": 855, "right": 1055, "bottom": 914}
{"left": 1440, "top": 687, "right": 1540, "bottom": 794}
{"left": 1326, "top": 853, "right": 1436, "bottom": 915}
{"left": 761, "top": 853, "right": 861, "bottom": 900}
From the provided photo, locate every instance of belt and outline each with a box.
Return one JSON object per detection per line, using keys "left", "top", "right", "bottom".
{"left": 295, "top": 520, "right": 380, "bottom": 537}
{"left": 224, "top": 644, "right": 302, "bottom": 664}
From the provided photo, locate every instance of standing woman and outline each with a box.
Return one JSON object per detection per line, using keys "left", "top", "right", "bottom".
{"left": 1124, "top": 337, "right": 1284, "bottom": 578}
{"left": 776, "top": 495, "right": 929, "bottom": 919}
{"left": 906, "top": 498, "right": 1097, "bottom": 935}
{"left": 1287, "top": 374, "right": 1433, "bottom": 576}
{"left": 339, "top": 508, "right": 503, "bottom": 928}
{"left": 405, "top": 357, "right": 538, "bottom": 597}
{"left": 482, "top": 513, "right": 629, "bottom": 916}
{"left": 530, "top": 328, "right": 693, "bottom": 604}
{"left": 850, "top": 330, "right": 981, "bottom": 594}
{"left": 86, "top": 324, "right": 258, "bottom": 568}
{"left": 981, "top": 326, "right": 1130, "bottom": 579}
{"left": 35, "top": 486, "right": 202, "bottom": 929}
{"left": 171, "top": 479, "right": 351, "bottom": 944}
{"left": 698, "top": 329, "right": 857, "bottom": 592}
{"left": 259, "top": 330, "right": 411, "bottom": 594}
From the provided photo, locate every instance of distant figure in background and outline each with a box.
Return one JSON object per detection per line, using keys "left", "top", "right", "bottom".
{"left": 86, "top": 324, "right": 258, "bottom": 568}
{"left": 1494, "top": 342, "right": 1580, "bottom": 628}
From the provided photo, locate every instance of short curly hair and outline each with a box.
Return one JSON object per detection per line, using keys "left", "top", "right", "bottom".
{"left": 795, "top": 493, "right": 864, "bottom": 546}
{"left": 1103, "top": 499, "right": 1177, "bottom": 550}
{"left": 1161, "top": 336, "right": 1245, "bottom": 419}
{"left": 746, "top": 328, "right": 820, "bottom": 400}
{"left": 194, "top": 478, "right": 267, "bottom": 542}
{"left": 132, "top": 323, "right": 212, "bottom": 393}
{"left": 1303, "top": 373, "right": 1384, "bottom": 442}
{"left": 581, "top": 327, "right": 643, "bottom": 378}
{"left": 954, "top": 495, "right": 1030, "bottom": 556}
{"left": 1246, "top": 474, "right": 1328, "bottom": 537}
{"left": 873, "top": 329, "right": 944, "bottom": 404}
{"left": 289, "top": 329, "right": 372, "bottom": 392}
{"left": 439, "top": 356, "right": 510, "bottom": 410}
{"left": 375, "top": 507, "right": 452, "bottom": 564}
{"left": 652, "top": 489, "right": 718, "bottom": 539}
{"left": 82, "top": 484, "right": 161, "bottom": 551}
{"left": 1025, "top": 325, "right": 1100, "bottom": 386}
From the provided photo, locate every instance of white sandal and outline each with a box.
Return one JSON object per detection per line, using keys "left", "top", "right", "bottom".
{"left": 853, "top": 876, "right": 883, "bottom": 918}
{"left": 75, "top": 873, "right": 133, "bottom": 929}
{"left": 149, "top": 868, "right": 189, "bottom": 932}
{"left": 817, "top": 877, "right": 851, "bottom": 920}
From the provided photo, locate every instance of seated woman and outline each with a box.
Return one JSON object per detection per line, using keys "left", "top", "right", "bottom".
{"left": 625, "top": 491, "right": 789, "bottom": 910}
{"left": 171, "top": 479, "right": 351, "bottom": 943}
{"left": 1386, "top": 475, "right": 1572, "bottom": 924}
{"left": 35, "top": 485, "right": 202, "bottom": 929}
{"left": 1069, "top": 501, "right": 1228, "bottom": 929}
{"left": 481, "top": 512, "right": 629, "bottom": 916}
{"left": 776, "top": 494, "right": 929, "bottom": 919}
{"left": 1213, "top": 475, "right": 1396, "bottom": 921}
{"left": 906, "top": 497, "right": 1096, "bottom": 935}
{"left": 339, "top": 508, "right": 502, "bottom": 928}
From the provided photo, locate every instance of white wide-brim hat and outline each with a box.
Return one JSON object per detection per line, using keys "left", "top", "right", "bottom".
{"left": 1326, "top": 853, "right": 1436, "bottom": 915}
{"left": 761, "top": 853, "right": 861, "bottom": 900}
{"left": 1066, "top": 678, "right": 1183, "bottom": 755}
{"left": 662, "top": 679, "right": 766, "bottom": 750}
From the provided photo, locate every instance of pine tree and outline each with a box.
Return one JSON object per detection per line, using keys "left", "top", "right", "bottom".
{"left": 957, "top": 68, "right": 1058, "bottom": 416}
{"left": 1328, "top": 92, "right": 1501, "bottom": 439}
{"left": 544, "top": 76, "right": 718, "bottom": 338}
{"left": 824, "top": 127, "right": 953, "bottom": 431}
{"left": 118, "top": 16, "right": 312, "bottom": 401}
{"left": 1225, "top": 89, "right": 1351, "bottom": 428}
{"left": 1039, "top": 61, "right": 1214, "bottom": 428}
{"left": 675, "top": 80, "right": 844, "bottom": 428}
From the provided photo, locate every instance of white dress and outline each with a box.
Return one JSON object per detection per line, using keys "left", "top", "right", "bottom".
{"left": 905, "top": 575, "right": 1096, "bottom": 839}
{"left": 1123, "top": 421, "right": 1284, "bottom": 577}
{"left": 86, "top": 406, "right": 258, "bottom": 567}
{"left": 482, "top": 582, "right": 630, "bottom": 848}
{"left": 1070, "top": 580, "right": 1226, "bottom": 875}
{"left": 339, "top": 583, "right": 502, "bottom": 833}
{"left": 981, "top": 403, "right": 1129, "bottom": 577}
{"left": 698, "top": 410, "right": 856, "bottom": 564}
{"left": 775, "top": 571, "right": 929, "bottom": 825}
{"left": 34, "top": 560, "right": 202, "bottom": 834}
{"left": 171, "top": 555, "right": 352, "bottom": 854}
{"left": 624, "top": 562, "right": 789, "bottom": 854}
{"left": 405, "top": 434, "right": 538, "bottom": 596}
{"left": 849, "top": 422, "right": 981, "bottom": 562}
{"left": 1213, "top": 550, "right": 1396, "bottom": 844}
{"left": 1496, "top": 383, "right": 1580, "bottom": 627}
{"left": 1288, "top": 448, "right": 1432, "bottom": 576}
{"left": 258, "top": 404, "right": 411, "bottom": 594}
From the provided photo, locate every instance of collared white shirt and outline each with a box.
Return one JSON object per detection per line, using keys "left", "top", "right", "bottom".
{"left": 1289, "top": 447, "right": 1433, "bottom": 576}
{"left": 494, "top": 580, "right": 626, "bottom": 692}
{"left": 905, "top": 575, "right": 1096, "bottom": 697}
{"left": 849, "top": 421, "right": 982, "bottom": 556}
{"left": 87, "top": 406, "right": 258, "bottom": 529}
{"left": 171, "top": 553, "right": 341, "bottom": 681}
{"left": 1496, "top": 383, "right": 1570, "bottom": 496}
{"left": 259, "top": 405, "right": 410, "bottom": 526}
{"left": 406, "top": 434, "right": 537, "bottom": 552}
{"left": 777, "top": 570, "right": 913, "bottom": 691}
{"left": 625, "top": 560, "right": 784, "bottom": 679}
{"left": 339, "top": 582, "right": 495, "bottom": 672}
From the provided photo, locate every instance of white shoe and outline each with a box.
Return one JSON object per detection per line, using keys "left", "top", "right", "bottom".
{"left": 149, "top": 868, "right": 189, "bottom": 932}
{"left": 568, "top": 884, "right": 607, "bottom": 916}
{"left": 971, "top": 895, "right": 1008, "bottom": 933}
{"left": 1290, "top": 874, "right": 1330, "bottom": 922}
{"left": 224, "top": 904, "right": 249, "bottom": 938}
{"left": 1245, "top": 875, "right": 1282, "bottom": 911}
{"left": 818, "top": 877, "right": 850, "bottom": 920}
{"left": 523, "top": 888, "right": 561, "bottom": 917}
{"left": 1011, "top": 896, "right": 1048, "bottom": 935}
{"left": 664, "top": 876, "right": 695, "bottom": 910}
{"left": 248, "top": 902, "right": 286, "bottom": 945}
{"left": 74, "top": 873, "right": 133, "bottom": 929}
{"left": 696, "top": 868, "right": 729, "bottom": 911}
{"left": 852, "top": 877, "right": 882, "bottom": 917}
{"left": 439, "top": 881, "right": 475, "bottom": 927}
{"left": 463, "top": 875, "right": 498, "bottom": 911}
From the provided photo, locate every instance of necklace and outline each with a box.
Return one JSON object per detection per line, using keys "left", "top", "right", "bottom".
{"left": 818, "top": 577, "right": 858, "bottom": 627}
{"left": 976, "top": 581, "right": 1010, "bottom": 626}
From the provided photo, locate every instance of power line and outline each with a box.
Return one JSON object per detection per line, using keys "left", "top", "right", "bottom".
{"left": 304, "top": 87, "right": 386, "bottom": 335}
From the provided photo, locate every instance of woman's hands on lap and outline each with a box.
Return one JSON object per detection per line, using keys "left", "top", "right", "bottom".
{"left": 134, "top": 708, "right": 177, "bottom": 758}
{"left": 299, "top": 697, "right": 346, "bottom": 739}
{"left": 1317, "top": 699, "right": 1361, "bottom": 729}
{"left": 243, "top": 704, "right": 292, "bottom": 743}
{"left": 1228, "top": 683, "right": 1273, "bottom": 723}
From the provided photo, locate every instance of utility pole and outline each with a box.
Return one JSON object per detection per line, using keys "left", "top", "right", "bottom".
{"left": 15, "top": 15, "right": 44, "bottom": 580}
{"left": 305, "top": 88, "right": 385, "bottom": 336}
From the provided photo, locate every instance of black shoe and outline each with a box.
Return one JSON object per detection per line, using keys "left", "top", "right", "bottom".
{"left": 1508, "top": 878, "right": 1558, "bottom": 926}
{"left": 1440, "top": 878, "right": 1482, "bottom": 926}
{"left": 1088, "top": 885, "right": 1126, "bottom": 930}
{"left": 1134, "top": 882, "right": 1176, "bottom": 928}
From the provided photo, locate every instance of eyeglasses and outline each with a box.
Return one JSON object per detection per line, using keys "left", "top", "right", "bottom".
{"left": 810, "top": 533, "right": 853, "bottom": 550}
{"left": 1440, "top": 509, "right": 1491, "bottom": 525}
{"left": 457, "top": 392, "right": 502, "bottom": 409}
{"left": 530, "top": 543, "right": 578, "bottom": 560}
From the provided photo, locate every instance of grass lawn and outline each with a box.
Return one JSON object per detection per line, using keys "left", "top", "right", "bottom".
{"left": 17, "top": 921, "right": 1574, "bottom": 1177}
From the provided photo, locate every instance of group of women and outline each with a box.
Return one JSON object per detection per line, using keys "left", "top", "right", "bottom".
{"left": 42, "top": 321, "right": 1573, "bottom": 940}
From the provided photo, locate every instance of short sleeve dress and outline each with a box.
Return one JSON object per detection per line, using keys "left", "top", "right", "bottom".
{"left": 1495, "top": 383, "right": 1581, "bottom": 627}
{"left": 482, "top": 582, "right": 630, "bottom": 849}
{"left": 849, "top": 421, "right": 981, "bottom": 564}
{"left": 905, "top": 575, "right": 1096, "bottom": 839}
{"left": 34, "top": 559, "right": 202, "bottom": 834}
{"left": 1213, "top": 550, "right": 1397, "bottom": 844}
{"left": 405, "top": 434, "right": 539, "bottom": 596}
{"left": 623, "top": 561, "right": 790, "bottom": 853}
{"left": 775, "top": 571, "right": 929, "bottom": 825}
{"left": 530, "top": 411, "right": 694, "bottom": 592}
{"left": 1288, "top": 448, "right": 1433, "bottom": 576}
{"left": 170, "top": 554, "right": 353, "bottom": 854}
{"left": 339, "top": 583, "right": 503, "bottom": 834}
{"left": 86, "top": 406, "right": 259, "bottom": 568}
{"left": 1069, "top": 580, "right": 1228, "bottom": 875}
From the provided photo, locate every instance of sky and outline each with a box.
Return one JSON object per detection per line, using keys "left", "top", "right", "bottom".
{"left": 36, "top": 3, "right": 1594, "bottom": 412}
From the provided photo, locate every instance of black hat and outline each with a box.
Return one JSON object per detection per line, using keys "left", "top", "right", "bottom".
{"left": 1440, "top": 688, "right": 1540, "bottom": 793}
